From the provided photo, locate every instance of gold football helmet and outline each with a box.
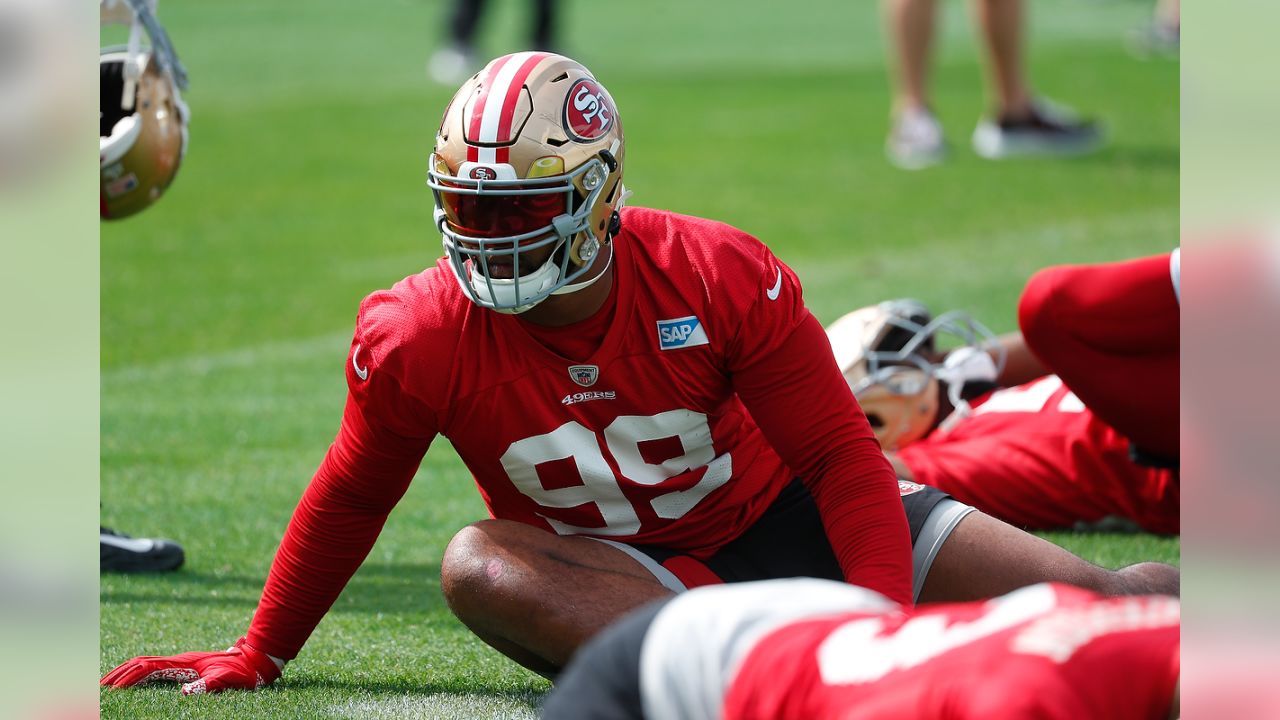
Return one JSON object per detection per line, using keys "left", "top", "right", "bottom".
{"left": 427, "top": 52, "right": 626, "bottom": 313}
{"left": 100, "top": 0, "right": 189, "bottom": 220}
{"left": 826, "top": 299, "right": 1004, "bottom": 450}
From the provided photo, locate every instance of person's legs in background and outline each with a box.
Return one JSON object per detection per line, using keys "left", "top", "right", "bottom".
{"left": 883, "top": 0, "right": 1104, "bottom": 168}
{"left": 429, "top": 0, "right": 488, "bottom": 85}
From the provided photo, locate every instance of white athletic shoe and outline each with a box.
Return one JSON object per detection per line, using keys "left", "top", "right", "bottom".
{"left": 428, "top": 45, "right": 475, "bottom": 86}
{"left": 886, "top": 108, "right": 947, "bottom": 170}
{"left": 972, "top": 99, "right": 1104, "bottom": 160}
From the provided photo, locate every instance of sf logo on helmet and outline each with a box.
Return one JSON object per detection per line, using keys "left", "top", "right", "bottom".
{"left": 564, "top": 79, "right": 615, "bottom": 141}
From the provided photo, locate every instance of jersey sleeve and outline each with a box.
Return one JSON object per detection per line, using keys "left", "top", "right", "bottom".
{"left": 724, "top": 244, "right": 914, "bottom": 606}
{"left": 245, "top": 291, "right": 441, "bottom": 660}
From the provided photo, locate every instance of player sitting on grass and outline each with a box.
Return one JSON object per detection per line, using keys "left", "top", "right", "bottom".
{"left": 101, "top": 52, "right": 1177, "bottom": 695}
{"left": 826, "top": 294, "right": 1178, "bottom": 534}
{"left": 543, "top": 578, "right": 1180, "bottom": 720}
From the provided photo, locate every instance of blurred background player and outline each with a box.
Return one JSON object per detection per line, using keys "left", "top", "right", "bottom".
{"left": 827, "top": 297, "right": 1179, "bottom": 535}
{"left": 428, "top": 0, "right": 561, "bottom": 85}
{"left": 99, "top": 0, "right": 188, "bottom": 571}
{"left": 543, "top": 578, "right": 1180, "bottom": 720}
{"left": 883, "top": 0, "right": 1103, "bottom": 169}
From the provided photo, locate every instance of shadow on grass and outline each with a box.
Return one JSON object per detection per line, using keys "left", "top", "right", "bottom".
{"left": 1080, "top": 143, "right": 1180, "bottom": 172}
{"left": 281, "top": 676, "right": 549, "bottom": 698}
{"left": 100, "top": 562, "right": 448, "bottom": 615}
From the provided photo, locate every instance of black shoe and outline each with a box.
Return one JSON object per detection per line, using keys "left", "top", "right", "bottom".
{"left": 972, "top": 100, "right": 1104, "bottom": 159}
{"left": 101, "top": 526, "right": 185, "bottom": 573}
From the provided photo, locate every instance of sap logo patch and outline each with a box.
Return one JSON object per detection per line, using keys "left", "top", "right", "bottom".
{"left": 656, "top": 316, "right": 709, "bottom": 350}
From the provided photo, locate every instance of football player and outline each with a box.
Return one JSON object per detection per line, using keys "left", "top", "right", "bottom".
{"left": 99, "top": 0, "right": 188, "bottom": 573}
{"left": 542, "top": 578, "right": 1180, "bottom": 720}
{"left": 827, "top": 297, "right": 1179, "bottom": 534}
{"left": 101, "top": 53, "right": 1176, "bottom": 694}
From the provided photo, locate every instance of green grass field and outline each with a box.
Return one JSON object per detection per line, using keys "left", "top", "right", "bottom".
{"left": 101, "top": 0, "right": 1178, "bottom": 716}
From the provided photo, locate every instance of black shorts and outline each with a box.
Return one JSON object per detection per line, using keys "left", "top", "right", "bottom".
{"left": 590, "top": 478, "right": 971, "bottom": 603}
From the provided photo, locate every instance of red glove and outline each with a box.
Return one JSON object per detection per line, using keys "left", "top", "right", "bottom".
{"left": 100, "top": 637, "right": 282, "bottom": 695}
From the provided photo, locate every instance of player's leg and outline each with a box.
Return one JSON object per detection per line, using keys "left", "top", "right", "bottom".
{"left": 1018, "top": 253, "right": 1179, "bottom": 459}
{"left": 967, "top": 0, "right": 1102, "bottom": 159}
{"left": 972, "top": 0, "right": 1031, "bottom": 118}
{"left": 448, "top": 0, "right": 487, "bottom": 48}
{"left": 918, "top": 510, "right": 1179, "bottom": 603}
{"left": 439, "top": 519, "right": 673, "bottom": 676}
{"left": 883, "top": 0, "right": 948, "bottom": 169}
{"left": 439, "top": 479, "right": 838, "bottom": 675}
{"left": 428, "top": 0, "right": 487, "bottom": 85}
{"left": 884, "top": 0, "right": 937, "bottom": 115}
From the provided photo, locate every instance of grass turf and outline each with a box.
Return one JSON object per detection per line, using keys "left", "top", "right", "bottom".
{"left": 101, "top": 0, "right": 1178, "bottom": 716}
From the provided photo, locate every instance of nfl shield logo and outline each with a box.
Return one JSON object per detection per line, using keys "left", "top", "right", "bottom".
{"left": 568, "top": 364, "right": 599, "bottom": 387}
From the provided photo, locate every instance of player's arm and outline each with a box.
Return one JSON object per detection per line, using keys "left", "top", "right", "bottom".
{"left": 101, "top": 387, "right": 434, "bottom": 693}
{"left": 244, "top": 391, "right": 433, "bottom": 662}
{"left": 990, "top": 331, "right": 1048, "bottom": 387}
{"left": 102, "top": 300, "right": 439, "bottom": 694}
{"left": 884, "top": 450, "right": 915, "bottom": 481}
{"left": 728, "top": 260, "right": 912, "bottom": 606}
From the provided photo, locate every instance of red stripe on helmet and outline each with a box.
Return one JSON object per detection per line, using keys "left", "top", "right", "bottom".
{"left": 466, "top": 54, "right": 515, "bottom": 163}
{"left": 495, "top": 52, "right": 549, "bottom": 145}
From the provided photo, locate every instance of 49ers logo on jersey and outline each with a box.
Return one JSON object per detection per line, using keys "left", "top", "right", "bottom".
{"left": 898, "top": 480, "right": 924, "bottom": 496}
{"left": 564, "top": 79, "right": 615, "bottom": 141}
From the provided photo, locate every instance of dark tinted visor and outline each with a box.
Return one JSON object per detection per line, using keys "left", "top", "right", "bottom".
{"left": 440, "top": 186, "right": 569, "bottom": 239}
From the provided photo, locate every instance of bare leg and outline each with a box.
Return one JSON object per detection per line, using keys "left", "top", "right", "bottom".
{"left": 972, "top": 0, "right": 1032, "bottom": 118}
{"left": 440, "top": 519, "right": 673, "bottom": 675}
{"left": 884, "top": 0, "right": 939, "bottom": 115}
{"left": 919, "top": 511, "right": 1179, "bottom": 603}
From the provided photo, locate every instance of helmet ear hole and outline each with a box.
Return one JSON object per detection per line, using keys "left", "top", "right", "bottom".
{"left": 865, "top": 413, "right": 885, "bottom": 429}
{"left": 100, "top": 60, "right": 132, "bottom": 136}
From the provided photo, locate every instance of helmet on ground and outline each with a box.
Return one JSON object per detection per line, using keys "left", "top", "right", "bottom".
{"left": 428, "top": 52, "right": 626, "bottom": 314}
{"left": 826, "top": 299, "right": 1003, "bottom": 450}
{"left": 100, "top": 0, "right": 189, "bottom": 220}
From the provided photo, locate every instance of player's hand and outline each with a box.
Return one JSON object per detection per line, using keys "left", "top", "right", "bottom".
{"left": 100, "top": 637, "right": 282, "bottom": 695}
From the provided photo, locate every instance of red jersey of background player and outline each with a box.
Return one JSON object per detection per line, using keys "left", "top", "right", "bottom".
{"left": 723, "top": 582, "right": 1180, "bottom": 720}
{"left": 243, "top": 206, "right": 909, "bottom": 660}
{"left": 898, "top": 375, "right": 1179, "bottom": 534}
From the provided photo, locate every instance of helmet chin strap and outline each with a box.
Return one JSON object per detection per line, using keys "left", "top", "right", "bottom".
{"left": 552, "top": 240, "right": 613, "bottom": 296}
{"left": 469, "top": 251, "right": 563, "bottom": 315}
{"left": 934, "top": 346, "right": 1000, "bottom": 427}
{"left": 478, "top": 236, "right": 614, "bottom": 315}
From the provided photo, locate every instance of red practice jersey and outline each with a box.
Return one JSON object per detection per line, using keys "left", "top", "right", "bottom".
{"left": 723, "top": 583, "right": 1180, "bottom": 720}
{"left": 898, "top": 375, "right": 1179, "bottom": 533}
{"left": 245, "top": 207, "right": 910, "bottom": 659}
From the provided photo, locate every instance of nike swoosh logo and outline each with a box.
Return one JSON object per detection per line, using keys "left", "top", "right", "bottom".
{"left": 352, "top": 344, "right": 369, "bottom": 381}
{"left": 766, "top": 268, "right": 783, "bottom": 301}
